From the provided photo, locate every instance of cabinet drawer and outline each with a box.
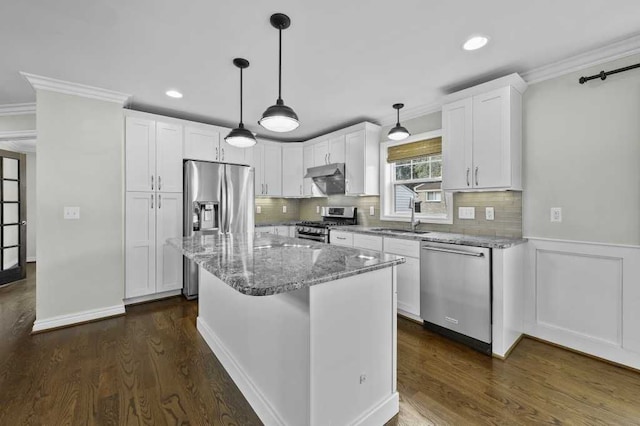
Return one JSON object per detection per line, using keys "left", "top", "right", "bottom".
{"left": 330, "top": 231, "right": 353, "bottom": 246}
{"left": 353, "top": 233, "right": 383, "bottom": 252}
{"left": 383, "top": 237, "right": 420, "bottom": 258}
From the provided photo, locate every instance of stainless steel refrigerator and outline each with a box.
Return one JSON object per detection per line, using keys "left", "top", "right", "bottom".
{"left": 183, "top": 160, "right": 255, "bottom": 299}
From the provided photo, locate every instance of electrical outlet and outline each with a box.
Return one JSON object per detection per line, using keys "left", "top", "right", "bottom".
{"left": 485, "top": 207, "right": 495, "bottom": 221}
{"left": 256, "top": 206, "right": 262, "bottom": 214}
{"left": 282, "top": 205, "right": 287, "bottom": 213}
{"left": 551, "top": 207, "right": 562, "bottom": 223}
{"left": 369, "top": 206, "right": 375, "bottom": 216}
{"left": 458, "top": 207, "right": 475, "bottom": 220}
{"left": 64, "top": 206, "right": 80, "bottom": 220}
{"left": 316, "top": 206, "right": 320, "bottom": 214}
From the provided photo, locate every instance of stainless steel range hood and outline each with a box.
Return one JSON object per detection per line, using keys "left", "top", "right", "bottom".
{"left": 304, "top": 163, "right": 345, "bottom": 195}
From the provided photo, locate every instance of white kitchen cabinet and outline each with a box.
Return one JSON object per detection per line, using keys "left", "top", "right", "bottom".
{"left": 126, "top": 117, "right": 183, "bottom": 193}
{"left": 303, "top": 144, "right": 316, "bottom": 196}
{"left": 344, "top": 126, "right": 379, "bottom": 196}
{"left": 256, "top": 226, "right": 274, "bottom": 234}
{"left": 328, "top": 135, "right": 345, "bottom": 164}
{"left": 274, "top": 226, "right": 290, "bottom": 236}
{"left": 125, "top": 191, "right": 183, "bottom": 300}
{"left": 443, "top": 84, "right": 523, "bottom": 191}
{"left": 155, "top": 192, "right": 183, "bottom": 293}
{"left": 353, "top": 233, "right": 383, "bottom": 252}
{"left": 313, "top": 141, "right": 329, "bottom": 166}
{"left": 250, "top": 141, "right": 282, "bottom": 197}
{"left": 282, "top": 143, "right": 304, "bottom": 197}
{"left": 184, "top": 125, "right": 218, "bottom": 162}
{"left": 330, "top": 231, "right": 353, "bottom": 247}
{"left": 384, "top": 237, "right": 421, "bottom": 318}
{"left": 220, "top": 140, "right": 247, "bottom": 164}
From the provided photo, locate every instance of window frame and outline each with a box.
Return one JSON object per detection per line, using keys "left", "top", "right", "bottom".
{"left": 380, "top": 129, "right": 453, "bottom": 224}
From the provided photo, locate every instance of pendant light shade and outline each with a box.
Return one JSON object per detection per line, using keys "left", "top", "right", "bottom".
{"left": 388, "top": 103, "right": 410, "bottom": 141}
{"left": 225, "top": 58, "right": 257, "bottom": 148}
{"left": 259, "top": 13, "right": 300, "bottom": 133}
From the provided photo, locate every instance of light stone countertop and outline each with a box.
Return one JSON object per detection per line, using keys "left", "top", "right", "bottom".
{"left": 255, "top": 221, "right": 299, "bottom": 227}
{"left": 169, "top": 233, "right": 405, "bottom": 296}
{"left": 330, "top": 225, "right": 527, "bottom": 249}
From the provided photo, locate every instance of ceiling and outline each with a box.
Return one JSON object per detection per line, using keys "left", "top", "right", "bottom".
{"left": 1, "top": 0, "right": 639, "bottom": 140}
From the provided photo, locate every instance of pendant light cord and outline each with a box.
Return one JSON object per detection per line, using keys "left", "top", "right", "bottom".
{"left": 396, "top": 108, "right": 400, "bottom": 126}
{"left": 239, "top": 67, "right": 244, "bottom": 126}
{"left": 278, "top": 27, "right": 282, "bottom": 101}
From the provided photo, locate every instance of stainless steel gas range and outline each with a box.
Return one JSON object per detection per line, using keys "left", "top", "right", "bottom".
{"left": 295, "top": 207, "right": 357, "bottom": 243}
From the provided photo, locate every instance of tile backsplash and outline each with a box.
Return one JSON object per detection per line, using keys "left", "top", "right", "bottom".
{"left": 255, "top": 192, "right": 522, "bottom": 238}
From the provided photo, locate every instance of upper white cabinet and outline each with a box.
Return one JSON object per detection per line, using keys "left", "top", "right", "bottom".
{"left": 249, "top": 140, "right": 282, "bottom": 197}
{"left": 184, "top": 125, "right": 248, "bottom": 165}
{"left": 303, "top": 144, "right": 315, "bottom": 196}
{"left": 312, "top": 141, "right": 329, "bottom": 166}
{"left": 126, "top": 117, "right": 183, "bottom": 193}
{"left": 328, "top": 135, "right": 345, "bottom": 164}
{"left": 282, "top": 143, "right": 304, "bottom": 197}
{"left": 442, "top": 74, "right": 526, "bottom": 191}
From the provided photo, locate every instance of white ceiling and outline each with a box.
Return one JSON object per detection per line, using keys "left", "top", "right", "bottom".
{"left": 1, "top": 0, "right": 639, "bottom": 140}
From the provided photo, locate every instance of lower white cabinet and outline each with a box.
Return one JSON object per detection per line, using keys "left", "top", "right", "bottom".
{"left": 384, "top": 237, "right": 421, "bottom": 318}
{"left": 256, "top": 225, "right": 295, "bottom": 237}
{"left": 125, "top": 192, "right": 183, "bottom": 300}
{"left": 353, "top": 233, "right": 383, "bottom": 252}
{"left": 330, "top": 231, "right": 353, "bottom": 247}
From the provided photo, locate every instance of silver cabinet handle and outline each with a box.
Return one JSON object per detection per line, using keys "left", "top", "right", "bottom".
{"left": 261, "top": 183, "right": 264, "bottom": 194}
{"left": 216, "top": 147, "right": 219, "bottom": 160}
{"left": 325, "top": 153, "right": 328, "bottom": 164}
{"left": 266, "top": 183, "right": 268, "bottom": 194}
{"left": 299, "top": 184, "right": 302, "bottom": 195}
{"left": 475, "top": 166, "right": 479, "bottom": 186}
{"left": 466, "top": 168, "right": 470, "bottom": 186}
{"left": 158, "top": 194, "right": 161, "bottom": 209}
{"left": 422, "top": 246, "right": 484, "bottom": 257}
{"left": 151, "top": 175, "right": 154, "bottom": 190}
{"left": 158, "top": 175, "right": 162, "bottom": 191}
{"left": 328, "top": 153, "right": 331, "bottom": 163}
{"left": 222, "top": 148, "right": 225, "bottom": 161}
{"left": 151, "top": 194, "right": 154, "bottom": 209}
{"left": 335, "top": 236, "right": 347, "bottom": 240}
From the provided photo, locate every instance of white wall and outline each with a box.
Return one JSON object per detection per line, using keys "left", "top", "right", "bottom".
{"left": 523, "top": 53, "right": 640, "bottom": 245}
{"left": 0, "top": 114, "right": 36, "bottom": 131}
{"left": 26, "top": 152, "right": 36, "bottom": 261}
{"left": 34, "top": 90, "right": 124, "bottom": 329}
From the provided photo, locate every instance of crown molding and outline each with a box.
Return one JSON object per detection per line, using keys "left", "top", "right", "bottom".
{"left": 522, "top": 33, "right": 640, "bottom": 84}
{"left": 0, "top": 103, "right": 36, "bottom": 116}
{"left": 0, "top": 130, "right": 37, "bottom": 141}
{"left": 20, "top": 72, "right": 130, "bottom": 105}
{"left": 0, "top": 139, "right": 36, "bottom": 153}
{"left": 377, "top": 101, "right": 443, "bottom": 127}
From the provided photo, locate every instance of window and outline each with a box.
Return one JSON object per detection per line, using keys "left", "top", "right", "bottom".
{"left": 380, "top": 130, "right": 453, "bottom": 224}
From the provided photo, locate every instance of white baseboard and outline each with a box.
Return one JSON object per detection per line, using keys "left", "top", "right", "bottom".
{"left": 27, "top": 256, "right": 36, "bottom": 263}
{"left": 124, "top": 289, "right": 181, "bottom": 305}
{"left": 197, "top": 317, "right": 286, "bottom": 426}
{"left": 397, "top": 308, "right": 423, "bottom": 324}
{"left": 32, "top": 303, "right": 125, "bottom": 332}
{"left": 352, "top": 393, "right": 399, "bottom": 426}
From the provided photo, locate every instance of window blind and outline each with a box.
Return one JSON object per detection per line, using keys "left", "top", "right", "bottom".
{"left": 386, "top": 137, "right": 442, "bottom": 163}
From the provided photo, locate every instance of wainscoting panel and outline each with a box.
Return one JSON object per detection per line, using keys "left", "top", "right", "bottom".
{"left": 524, "top": 238, "right": 640, "bottom": 370}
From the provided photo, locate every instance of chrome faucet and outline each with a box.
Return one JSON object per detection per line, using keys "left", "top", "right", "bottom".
{"left": 409, "top": 196, "right": 420, "bottom": 232}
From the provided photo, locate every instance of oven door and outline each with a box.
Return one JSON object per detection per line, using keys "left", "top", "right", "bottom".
{"left": 295, "top": 230, "right": 327, "bottom": 243}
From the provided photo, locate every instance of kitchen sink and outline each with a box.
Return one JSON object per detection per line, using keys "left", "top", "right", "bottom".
{"left": 369, "top": 228, "right": 430, "bottom": 235}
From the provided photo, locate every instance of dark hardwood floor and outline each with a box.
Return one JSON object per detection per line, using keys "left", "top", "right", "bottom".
{"left": 2, "top": 265, "right": 640, "bottom": 425}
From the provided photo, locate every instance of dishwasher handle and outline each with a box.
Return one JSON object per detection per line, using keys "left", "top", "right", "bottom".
{"left": 422, "top": 246, "right": 485, "bottom": 257}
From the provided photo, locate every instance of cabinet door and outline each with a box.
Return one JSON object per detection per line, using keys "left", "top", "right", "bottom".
{"left": 156, "top": 122, "right": 183, "bottom": 193}
{"left": 345, "top": 130, "right": 365, "bottom": 195}
{"left": 125, "top": 192, "right": 156, "bottom": 298}
{"left": 126, "top": 117, "right": 156, "bottom": 192}
{"left": 156, "top": 192, "right": 183, "bottom": 292}
{"left": 274, "top": 226, "right": 289, "bottom": 236}
{"left": 184, "top": 126, "right": 219, "bottom": 162}
{"left": 473, "top": 87, "right": 510, "bottom": 189}
{"left": 282, "top": 144, "right": 303, "bottom": 197}
{"left": 328, "top": 135, "right": 345, "bottom": 164}
{"left": 303, "top": 144, "right": 315, "bottom": 196}
{"left": 220, "top": 140, "right": 248, "bottom": 165}
{"left": 256, "top": 226, "right": 275, "bottom": 234}
{"left": 313, "top": 141, "right": 329, "bottom": 166}
{"left": 442, "top": 98, "right": 473, "bottom": 191}
{"left": 252, "top": 144, "right": 265, "bottom": 196}
{"left": 330, "top": 231, "right": 353, "bottom": 247}
{"left": 263, "top": 143, "right": 282, "bottom": 196}
{"left": 396, "top": 256, "right": 420, "bottom": 317}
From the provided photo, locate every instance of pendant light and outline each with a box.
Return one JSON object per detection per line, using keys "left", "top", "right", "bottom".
{"left": 258, "top": 13, "right": 299, "bottom": 133}
{"left": 388, "top": 103, "right": 411, "bottom": 141}
{"left": 225, "top": 58, "right": 257, "bottom": 148}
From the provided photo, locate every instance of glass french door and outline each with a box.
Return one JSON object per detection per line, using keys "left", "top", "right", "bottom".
{"left": 0, "top": 150, "right": 26, "bottom": 285}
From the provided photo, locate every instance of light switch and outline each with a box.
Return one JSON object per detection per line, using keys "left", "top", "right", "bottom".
{"left": 64, "top": 206, "right": 80, "bottom": 220}
{"left": 485, "top": 207, "right": 495, "bottom": 221}
{"left": 550, "top": 207, "right": 562, "bottom": 222}
{"left": 369, "top": 206, "right": 375, "bottom": 216}
{"left": 256, "top": 206, "right": 262, "bottom": 214}
{"left": 458, "top": 207, "right": 475, "bottom": 220}
{"left": 282, "top": 205, "right": 287, "bottom": 213}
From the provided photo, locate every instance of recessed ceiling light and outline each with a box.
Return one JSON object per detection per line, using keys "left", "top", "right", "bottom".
{"left": 463, "top": 35, "right": 489, "bottom": 51}
{"left": 166, "top": 90, "right": 183, "bottom": 98}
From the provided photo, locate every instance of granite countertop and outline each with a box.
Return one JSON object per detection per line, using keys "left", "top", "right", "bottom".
{"left": 168, "top": 233, "right": 405, "bottom": 296}
{"left": 329, "top": 225, "right": 527, "bottom": 249}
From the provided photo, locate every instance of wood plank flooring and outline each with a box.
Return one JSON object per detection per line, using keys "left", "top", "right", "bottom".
{"left": 2, "top": 264, "right": 640, "bottom": 425}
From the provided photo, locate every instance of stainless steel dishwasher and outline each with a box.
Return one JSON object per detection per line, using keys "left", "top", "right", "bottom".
{"left": 420, "top": 241, "right": 492, "bottom": 354}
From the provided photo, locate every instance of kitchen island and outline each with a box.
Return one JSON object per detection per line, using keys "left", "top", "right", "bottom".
{"left": 169, "top": 233, "right": 405, "bottom": 426}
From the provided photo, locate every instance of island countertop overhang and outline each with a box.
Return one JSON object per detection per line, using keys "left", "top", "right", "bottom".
{"left": 168, "top": 233, "right": 405, "bottom": 296}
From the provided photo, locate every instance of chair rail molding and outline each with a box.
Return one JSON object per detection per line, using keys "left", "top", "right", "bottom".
{"left": 20, "top": 72, "right": 131, "bottom": 105}
{"left": 0, "top": 103, "right": 36, "bottom": 116}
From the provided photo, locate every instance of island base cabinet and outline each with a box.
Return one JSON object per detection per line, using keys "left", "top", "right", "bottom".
{"left": 196, "top": 266, "right": 399, "bottom": 426}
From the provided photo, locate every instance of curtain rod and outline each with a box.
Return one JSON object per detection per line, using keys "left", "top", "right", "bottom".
{"left": 579, "top": 63, "right": 640, "bottom": 84}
